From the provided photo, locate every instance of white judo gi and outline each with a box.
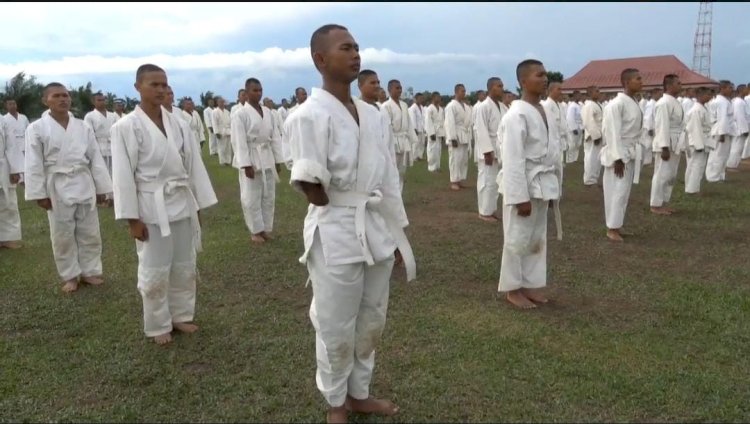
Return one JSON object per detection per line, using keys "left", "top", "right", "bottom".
{"left": 182, "top": 109, "right": 206, "bottom": 148}
{"left": 497, "top": 100, "right": 561, "bottom": 292}
{"left": 705, "top": 94, "right": 735, "bottom": 182}
{"left": 287, "top": 87, "right": 415, "bottom": 408}
{"left": 232, "top": 104, "right": 283, "bottom": 236}
{"left": 635, "top": 98, "right": 657, "bottom": 184}
{"left": 726, "top": 97, "right": 749, "bottom": 169}
{"left": 381, "top": 98, "right": 417, "bottom": 192}
{"left": 212, "top": 107, "right": 233, "bottom": 166}
{"left": 541, "top": 98, "right": 569, "bottom": 191}
{"left": 600, "top": 93, "right": 643, "bottom": 230}
{"left": 424, "top": 103, "right": 445, "bottom": 172}
{"left": 474, "top": 98, "right": 506, "bottom": 217}
{"left": 581, "top": 100, "right": 604, "bottom": 185}
{"left": 83, "top": 109, "right": 118, "bottom": 177}
{"left": 684, "top": 102, "right": 713, "bottom": 194}
{"left": 408, "top": 103, "right": 426, "bottom": 161}
{"left": 565, "top": 101, "right": 583, "bottom": 163}
{"left": 0, "top": 120, "right": 23, "bottom": 243}
{"left": 111, "top": 106, "right": 217, "bottom": 337}
{"left": 3, "top": 112, "right": 29, "bottom": 158}
{"left": 25, "top": 113, "right": 112, "bottom": 282}
{"left": 444, "top": 99, "right": 472, "bottom": 184}
{"left": 204, "top": 106, "right": 217, "bottom": 156}
{"left": 649, "top": 94, "right": 685, "bottom": 208}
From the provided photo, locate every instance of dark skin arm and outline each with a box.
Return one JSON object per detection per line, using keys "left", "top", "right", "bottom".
{"left": 430, "top": 134, "right": 436, "bottom": 141}
{"left": 37, "top": 198, "right": 52, "bottom": 210}
{"left": 483, "top": 152, "right": 494, "bottom": 166}
{"left": 594, "top": 138, "right": 602, "bottom": 146}
{"left": 244, "top": 166, "right": 255, "bottom": 179}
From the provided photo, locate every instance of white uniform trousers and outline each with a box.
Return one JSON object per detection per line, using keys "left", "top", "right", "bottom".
{"left": 684, "top": 149, "right": 709, "bottom": 194}
{"left": 395, "top": 152, "right": 409, "bottom": 193}
{"left": 239, "top": 168, "right": 275, "bottom": 235}
{"left": 217, "top": 135, "right": 234, "bottom": 166}
{"left": 603, "top": 161, "right": 635, "bottom": 230}
{"left": 208, "top": 132, "right": 218, "bottom": 156}
{"left": 448, "top": 144, "right": 469, "bottom": 183}
{"left": 566, "top": 132, "right": 582, "bottom": 163}
{"left": 706, "top": 138, "right": 731, "bottom": 182}
{"left": 726, "top": 135, "right": 746, "bottom": 169}
{"left": 742, "top": 135, "right": 750, "bottom": 159}
{"left": 427, "top": 137, "right": 443, "bottom": 172}
{"left": 136, "top": 218, "right": 197, "bottom": 337}
{"left": 47, "top": 202, "right": 102, "bottom": 282}
{"left": 649, "top": 153, "right": 680, "bottom": 207}
{"left": 0, "top": 187, "right": 22, "bottom": 242}
{"left": 582, "top": 142, "right": 603, "bottom": 185}
{"left": 477, "top": 161, "right": 500, "bottom": 216}
{"left": 498, "top": 198, "right": 548, "bottom": 292}
{"left": 414, "top": 132, "right": 426, "bottom": 161}
{"left": 307, "top": 231, "right": 394, "bottom": 407}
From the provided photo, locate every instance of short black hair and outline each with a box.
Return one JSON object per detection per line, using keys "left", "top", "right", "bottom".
{"left": 431, "top": 91, "right": 440, "bottom": 98}
{"left": 91, "top": 91, "right": 104, "bottom": 99}
{"left": 719, "top": 80, "right": 732, "bottom": 89}
{"left": 486, "top": 77, "right": 502, "bottom": 91}
{"left": 663, "top": 74, "right": 680, "bottom": 90}
{"left": 695, "top": 86, "right": 711, "bottom": 96}
{"left": 388, "top": 80, "right": 401, "bottom": 90}
{"left": 136, "top": 64, "right": 165, "bottom": 83}
{"left": 245, "top": 78, "right": 261, "bottom": 87}
{"left": 476, "top": 90, "right": 486, "bottom": 95}
{"left": 237, "top": 89, "right": 245, "bottom": 96}
{"left": 43, "top": 82, "right": 66, "bottom": 97}
{"left": 586, "top": 85, "right": 599, "bottom": 95}
{"left": 736, "top": 84, "right": 746, "bottom": 91}
{"left": 454, "top": 83, "right": 465, "bottom": 92}
{"left": 516, "top": 59, "right": 543, "bottom": 84}
{"left": 620, "top": 68, "right": 640, "bottom": 86}
{"left": 295, "top": 87, "right": 306, "bottom": 95}
{"left": 358, "top": 69, "right": 377, "bottom": 85}
{"left": 414, "top": 92, "right": 424, "bottom": 98}
{"left": 310, "top": 24, "right": 348, "bottom": 54}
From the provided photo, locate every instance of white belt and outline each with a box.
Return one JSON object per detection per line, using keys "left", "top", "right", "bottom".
{"left": 46, "top": 164, "right": 96, "bottom": 211}
{"left": 327, "top": 189, "right": 416, "bottom": 282}
{"left": 392, "top": 132, "right": 413, "bottom": 167}
{"left": 526, "top": 164, "right": 563, "bottom": 240}
{"left": 253, "top": 142, "right": 280, "bottom": 187}
{"left": 137, "top": 179, "right": 203, "bottom": 253}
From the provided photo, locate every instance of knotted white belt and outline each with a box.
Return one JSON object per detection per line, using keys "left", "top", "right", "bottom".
{"left": 392, "top": 132, "right": 413, "bottom": 168}
{"left": 45, "top": 164, "right": 96, "bottom": 212}
{"left": 252, "top": 141, "right": 280, "bottom": 188}
{"left": 137, "top": 179, "right": 203, "bottom": 253}
{"left": 327, "top": 189, "right": 416, "bottom": 282}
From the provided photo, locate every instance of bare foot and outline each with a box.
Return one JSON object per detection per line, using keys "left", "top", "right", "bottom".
{"left": 650, "top": 207, "right": 672, "bottom": 216}
{"left": 458, "top": 181, "right": 470, "bottom": 188}
{"left": 1, "top": 241, "right": 22, "bottom": 249}
{"left": 251, "top": 234, "right": 266, "bottom": 244}
{"left": 450, "top": 183, "right": 460, "bottom": 191}
{"left": 61, "top": 280, "right": 79, "bottom": 293}
{"left": 505, "top": 290, "right": 537, "bottom": 310}
{"left": 345, "top": 395, "right": 400, "bottom": 416}
{"left": 478, "top": 214, "right": 499, "bottom": 223}
{"left": 82, "top": 275, "right": 104, "bottom": 285}
{"left": 607, "top": 229, "right": 624, "bottom": 242}
{"left": 327, "top": 406, "right": 348, "bottom": 424}
{"left": 665, "top": 206, "right": 676, "bottom": 213}
{"left": 261, "top": 231, "right": 273, "bottom": 241}
{"left": 153, "top": 333, "right": 173, "bottom": 345}
{"left": 522, "top": 288, "right": 549, "bottom": 304}
{"left": 173, "top": 322, "right": 199, "bottom": 333}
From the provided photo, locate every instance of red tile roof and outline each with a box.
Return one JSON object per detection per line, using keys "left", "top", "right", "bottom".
{"left": 561, "top": 55, "right": 718, "bottom": 92}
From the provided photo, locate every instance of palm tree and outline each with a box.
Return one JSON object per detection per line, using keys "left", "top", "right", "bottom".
{"left": 0, "top": 72, "right": 46, "bottom": 119}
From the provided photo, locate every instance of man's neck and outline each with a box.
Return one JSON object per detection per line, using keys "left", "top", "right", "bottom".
{"left": 95, "top": 107, "right": 107, "bottom": 114}
{"left": 9, "top": 111, "right": 18, "bottom": 118}
{"left": 322, "top": 78, "right": 352, "bottom": 106}
{"left": 625, "top": 89, "right": 639, "bottom": 98}
{"left": 141, "top": 102, "right": 162, "bottom": 121}
{"left": 362, "top": 96, "right": 377, "bottom": 105}
{"left": 522, "top": 92, "right": 541, "bottom": 104}
{"left": 50, "top": 110, "right": 69, "bottom": 127}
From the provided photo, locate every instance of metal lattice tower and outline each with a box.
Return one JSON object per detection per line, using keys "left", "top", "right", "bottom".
{"left": 692, "top": 1, "right": 713, "bottom": 77}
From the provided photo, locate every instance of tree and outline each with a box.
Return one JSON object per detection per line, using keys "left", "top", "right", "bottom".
{"left": 199, "top": 91, "right": 215, "bottom": 108}
{"left": 405, "top": 86, "right": 414, "bottom": 101}
{"left": 0, "top": 72, "right": 45, "bottom": 119}
{"left": 124, "top": 96, "right": 140, "bottom": 111}
{"left": 546, "top": 71, "right": 564, "bottom": 83}
{"left": 69, "top": 82, "right": 94, "bottom": 118}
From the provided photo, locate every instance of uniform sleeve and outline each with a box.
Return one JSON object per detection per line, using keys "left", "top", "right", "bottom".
{"left": 734, "top": 100, "right": 749, "bottom": 134}
{"left": 183, "top": 121, "right": 217, "bottom": 210}
{"left": 203, "top": 108, "right": 213, "bottom": 130}
{"left": 231, "top": 112, "right": 253, "bottom": 169}
{"left": 110, "top": 121, "right": 141, "bottom": 220}
{"left": 424, "top": 107, "right": 435, "bottom": 137}
{"left": 23, "top": 123, "right": 49, "bottom": 201}
{"left": 83, "top": 123, "right": 113, "bottom": 195}
{"left": 602, "top": 102, "right": 625, "bottom": 164}
{"left": 270, "top": 112, "right": 284, "bottom": 164}
{"left": 288, "top": 113, "right": 332, "bottom": 192}
{"left": 686, "top": 109, "right": 705, "bottom": 151}
{"left": 444, "top": 103, "right": 457, "bottom": 143}
{"left": 379, "top": 120, "right": 408, "bottom": 228}
{"left": 566, "top": 104, "right": 578, "bottom": 131}
{"left": 500, "top": 113, "right": 530, "bottom": 205}
{"left": 716, "top": 101, "right": 731, "bottom": 136}
{"left": 474, "top": 105, "right": 494, "bottom": 156}
{"left": 197, "top": 112, "right": 206, "bottom": 142}
{"left": 652, "top": 101, "right": 671, "bottom": 150}
{"left": 582, "top": 103, "right": 602, "bottom": 141}
{"left": 3, "top": 123, "right": 23, "bottom": 174}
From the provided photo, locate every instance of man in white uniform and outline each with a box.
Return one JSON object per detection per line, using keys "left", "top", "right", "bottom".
{"left": 231, "top": 89, "right": 248, "bottom": 115}
{"left": 3, "top": 99, "right": 30, "bottom": 183}
{"left": 540, "top": 82, "right": 569, "bottom": 181}
{"left": 565, "top": 91, "right": 583, "bottom": 163}
{"left": 471, "top": 90, "right": 486, "bottom": 162}
{"left": 278, "top": 99, "right": 290, "bottom": 122}
{"left": 581, "top": 86, "right": 604, "bottom": 186}
{"left": 232, "top": 79, "right": 284, "bottom": 244}
{"left": 212, "top": 97, "right": 233, "bottom": 166}
{"left": 408, "top": 93, "right": 426, "bottom": 161}
{"left": 83, "top": 92, "right": 118, "bottom": 177}
{"left": 288, "top": 87, "right": 309, "bottom": 117}
{"left": 111, "top": 64, "right": 218, "bottom": 345}
{"left": 445, "top": 84, "right": 472, "bottom": 191}
{"left": 474, "top": 77, "right": 506, "bottom": 222}
{"left": 635, "top": 88, "right": 661, "bottom": 184}
{"left": 377, "top": 88, "right": 387, "bottom": 109}
{"left": 0, "top": 118, "right": 23, "bottom": 249}
{"left": 286, "top": 24, "right": 414, "bottom": 424}
{"left": 705, "top": 81, "right": 735, "bottom": 182}
{"left": 726, "top": 84, "right": 748, "bottom": 169}
{"left": 204, "top": 98, "right": 217, "bottom": 156}
{"left": 649, "top": 75, "right": 685, "bottom": 216}
{"left": 381, "top": 79, "right": 417, "bottom": 193}
{"left": 600, "top": 69, "right": 643, "bottom": 242}
{"left": 357, "top": 70, "right": 396, "bottom": 169}
{"left": 498, "top": 59, "right": 561, "bottom": 310}
{"left": 181, "top": 99, "right": 206, "bottom": 149}
{"left": 684, "top": 87, "right": 714, "bottom": 194}
{"left": 114, "top": 99, "right": 127, "bottom": 120}
{"left": 25, "top": 83, "right": 112, "bottom": 292}
{"left": 424, "top": 92, "right": 445, "bottom": 173}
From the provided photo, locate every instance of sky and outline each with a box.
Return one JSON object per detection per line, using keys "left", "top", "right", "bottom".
{"left": 1, "top": 2, "right": 747, "bottom": 104}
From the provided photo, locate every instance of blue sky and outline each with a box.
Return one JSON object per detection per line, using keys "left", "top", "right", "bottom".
{"left": 1, "top": 2, "right": 747, "bottom": 104}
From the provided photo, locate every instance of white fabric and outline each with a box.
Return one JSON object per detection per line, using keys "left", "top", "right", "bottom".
{"left": 649, "top": 94, "right": 685, "bottom": 207}
{"left": 445, "top": 99, "right": 472, "bottom": 183}
{"left": 744, "top": 95, "right": 750, "bottom": 159}
{"left": 408, "top": 104, "right": 426, "bottom": 160}
{"left": 685, "top": 150, "right": 709, "bottom": 194}
{"left": 3, "top": 112, "right": 29, "bottom": 156}
{"left": 474, "top": 98, "right": 506, "bottom": 215}
{"left": 286, "top": 87, "right": 411, "bottom": 407}
{"left": 705, "top": 95, "right": 735, "bottom": 182}
{"left": 181, "top": 109, "right": 206, "bottom": 146}
{"left": 581, "top": 100, "right": 604, "bottom": 185}
{"left": 381, "top": 99, "right": 417, "bottom": 191}
{"left": 684, "top": 102, "right": 713, "bottom": 194}
{"left": 600, "top": 93, "right": 642, "bottom": 229}
{"left": 498, "top": 198, "right": 548, "bottom": 292}
{"left": 565, "top": 101, "right": 583, "bottom": 163}
{"left": 136, "top": 218, "right": 197, "bottom": 337}
{"left": 83, "top": 109, "right": 117, "bottom": 158}
{"left": 424, "top": 104, "right": 445, "bottom": 172}
{"left": 540, "top": 98, "right": 569, "bottom": 193}
{"left": 204, "top": 106, "right": 217, "bottom": 155}
{"left": 726, "top": 98, "right": 749, "bottom": 168}
{"left": 46, "top": 203, "right": 103, "bottom": 281}
{"left": 232, "top": 104, "right": 282, "bottom": 234}
{"left": 0, "top": 119, "right": 22, "bottom": 241}
{"left": 212, "top": 107, "right": 233, "bottom": 165}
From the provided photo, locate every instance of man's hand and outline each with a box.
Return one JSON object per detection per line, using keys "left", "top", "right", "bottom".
{"left": 696, "top": 148, "right": 704, "bottom": 153}
{"left": 197, "top": 210, "right": 202, "bottom": 228}
{"left": 37, "top": 198, "right": 52, "bottom": 210}
{"left": 430, "top": 134, "right": 436, "bottom": 142}
{"left": 484, "top": 152, "right": 494, "bottom": 166}
{"left": 298, "top": 181, "right": 329, "bottom": 206}
{"left": 275, "top": 163, "right": 281, "bottom": 174}
{"left": 661, "top": 147, "right": 670, "bottom": 161}
{"left": 128, "top": 219, "right": 149, "bottom": 242}
{"left": 415, "top": 130, "right": 418, "bottom": 136}
{"left": 9, "top": 173, "right": 20, "bottom": 184}
{"left": 209, "top": 128, "right": 214, "bottom": 134}
{"left": 614, "top": 159, "right": 625, "bottom": 178}
{"left": 451, "top": 139, "right": 458, "bottom": 148}
{"left": 96, "top": 194, "right": 107, "bottom": 204}
{"left": 573, "top": 130, "right": 579, "bottom": 136}
{"left": 394, "top": 248, "right": 403, "bottom": 266}
{"left": 244, "top": 166, "right": 255, "bottom": 179}
{"left": 648, "top": 129, "right": 655, "bottom": 137}
{"left": 516, "top": 201, "right": 532, "bottom": 217}
{"left": 719, "top": 135, "right": 725, "bottom": 143}
{"left": 216, "top": 134, "right": 222, "bottom": 139}
{"left": 744, "top": 132, "right": 749, "bottom": 138}
{"left": 594, "top": 138, "right": 602, "bottom": 146}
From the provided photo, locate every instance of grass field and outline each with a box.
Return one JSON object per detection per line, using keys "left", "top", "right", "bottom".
{"left": 2, "top": 148, "right": 750, "bottom": 423}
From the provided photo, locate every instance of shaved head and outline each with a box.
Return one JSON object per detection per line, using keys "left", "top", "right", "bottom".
{"left": 310, "top": 24, "right": 348, "bottom": 56}
{"left": 136, "top": 64, "right": 165, "bottom": 83}
{"left": 516, "top": 59, "right": 543, "bottom": 84}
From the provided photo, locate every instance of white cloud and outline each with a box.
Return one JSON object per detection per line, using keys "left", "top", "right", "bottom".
{"left": 0, "top": 48, "right": 511, "bottom": 80}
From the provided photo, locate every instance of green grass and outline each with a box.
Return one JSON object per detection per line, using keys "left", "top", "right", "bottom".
{"left": 2, "top": 149, "right": 750, "bottom": 423}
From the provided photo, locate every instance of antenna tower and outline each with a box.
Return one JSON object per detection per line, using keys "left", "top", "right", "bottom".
{"left": 692, "top": 1, "right": 713, "bottom": 77}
